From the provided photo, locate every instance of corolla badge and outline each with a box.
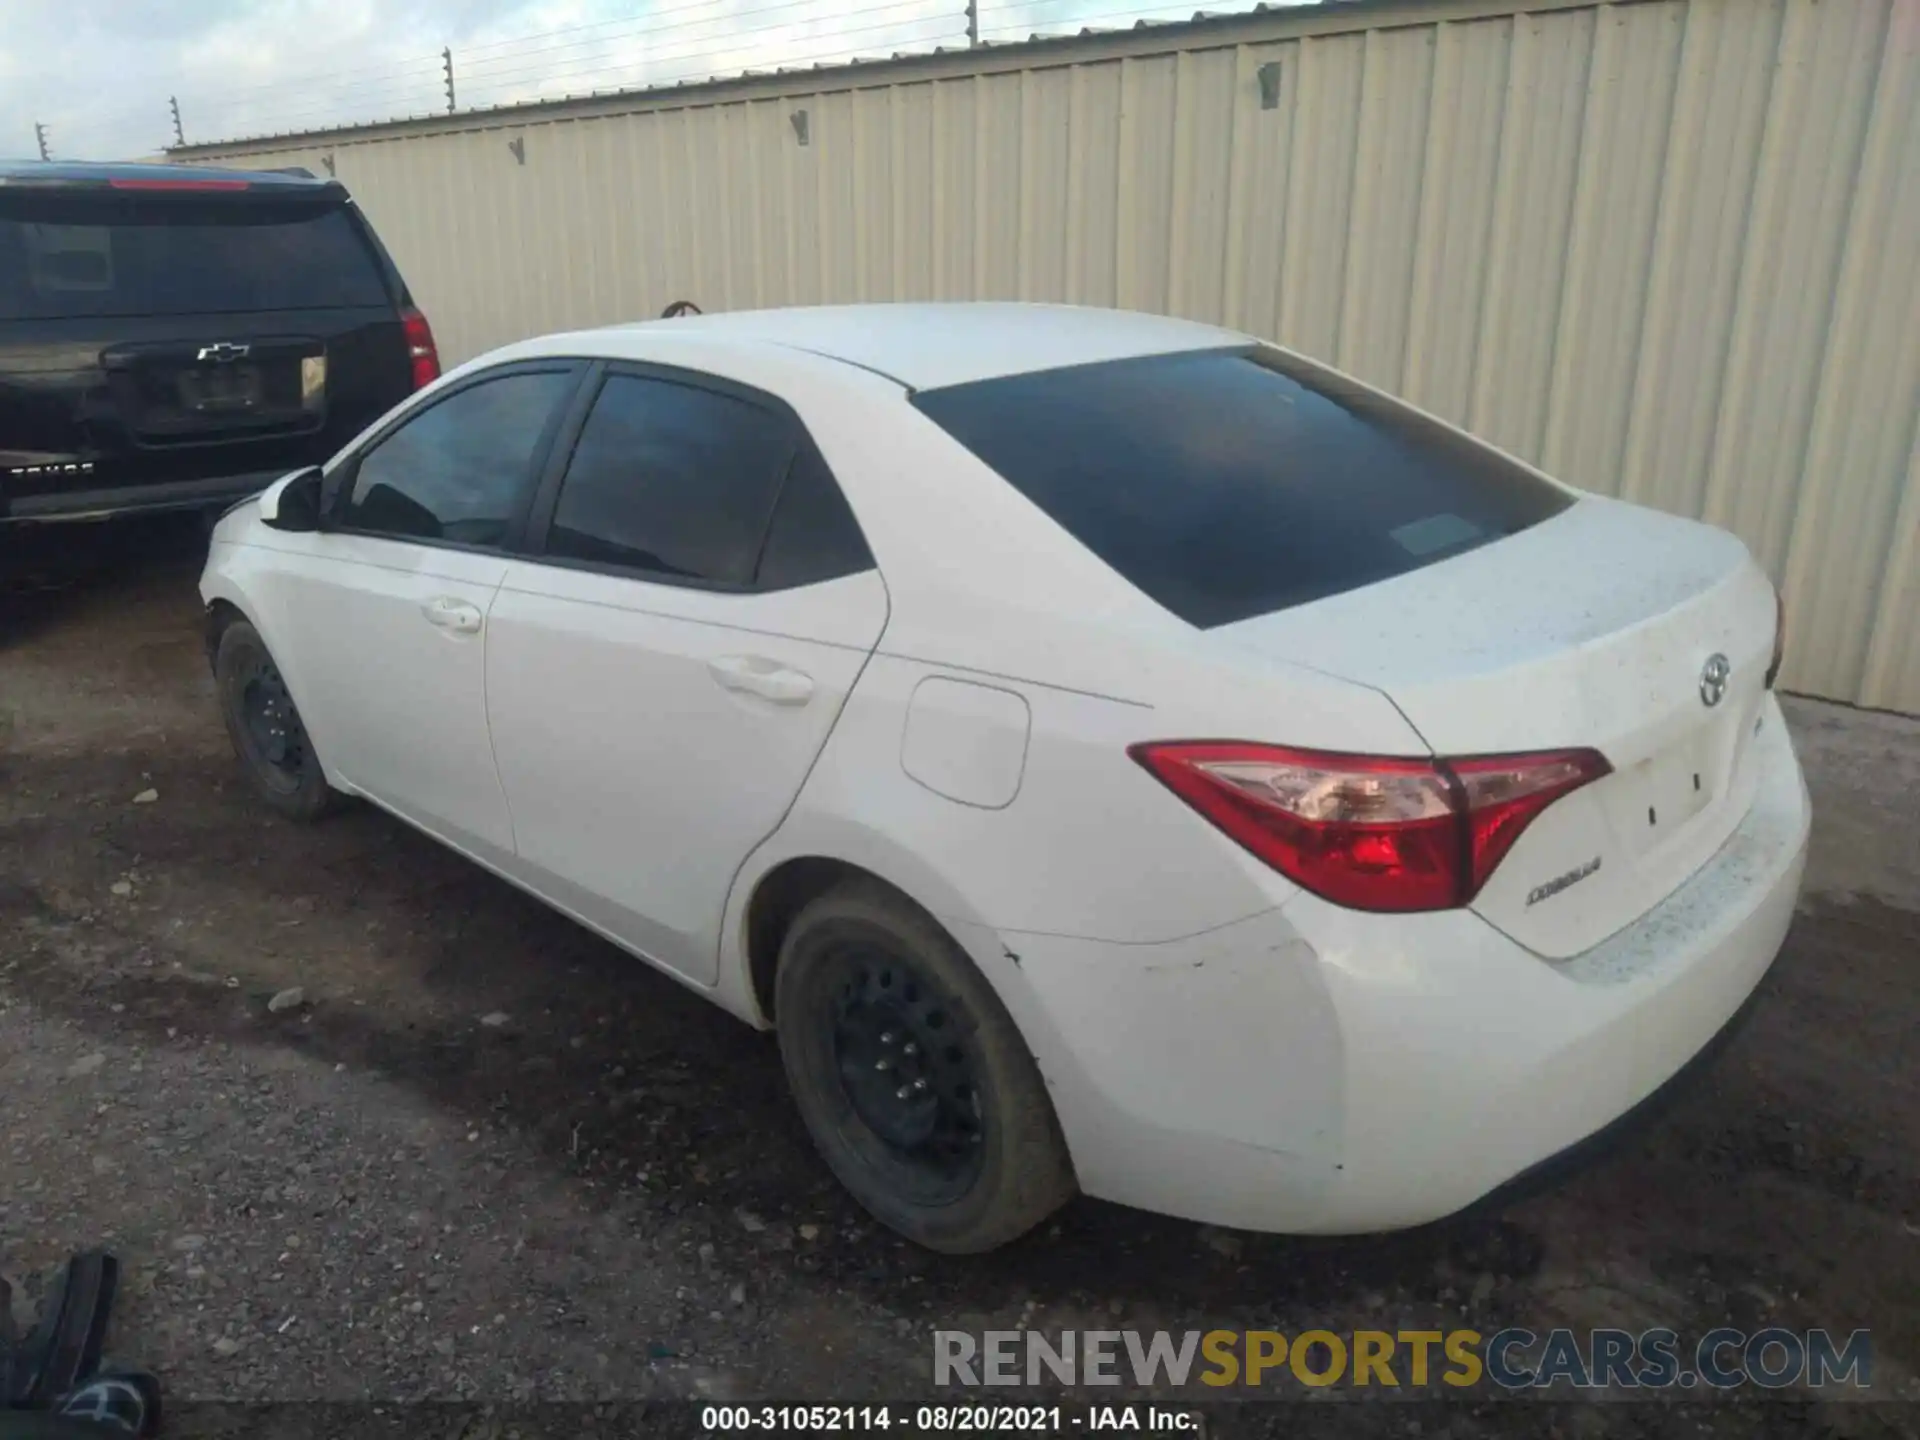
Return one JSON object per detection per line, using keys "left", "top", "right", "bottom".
{"left": 1527, "top": 855, "right": 1602, "bottom": 907}
{"left": 1700, "top": 653, "right": 1731, "bottom": 708}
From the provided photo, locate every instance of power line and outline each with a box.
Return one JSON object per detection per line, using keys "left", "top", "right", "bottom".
{"left": 189, "top": 71, "right": 446, "bottom": 126}
{"left": 451, "top": 0, "right": 1118, "bottom": 56}
{"left": 53, "top": 96, "right": 177, "bottom": 135}
{"left": 986, "top": 0, "right": 1253, "bottom": 31}
{"left": 162, "top": 86, "right": 442, "bottom": 140}
{"left": 234, "top": 17, "right": 962, "bottom": 134}
{"left": 457, "top": 0, "right": 949, "bottom": 81}
{"left": 216, "top": 0, "right": 966, "bottom": 116}
{"left": 203, "top": 93, "right": 444, "bottom": 134}
{"left": 509, "top": 19, "right": 962, "bottom": 90}
{"left": 196, "top": 53, "right": 445, "bottom": 105}
{"left": 457, "top": 1, "right": 957, "bottom": 97}
{"left": 168, "top": 0, "right": 1266, "bottom": 144}
{"left": 194, "top": 91, "right": 444, "bottom": 134}
{"left": 981, "top": 0, "right": 1117, "bottom": 13}
{"left": 40, "top": 112, "right": 168, "bottom": 145}
{"left": 456, "top": 0, "right": 772, "bottom": 56}
{"left": 208, "top": 60, "right": 448, "bottom": 107}
{"left": 170, "top": 2, "right": 946, "bottom": 136}
{"left": 211, "top": 75, "right": 446, "bottom": 119}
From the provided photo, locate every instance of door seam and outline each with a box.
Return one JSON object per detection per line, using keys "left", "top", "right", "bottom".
{"left": 477, "top": 569, "right": 521, "bottom": 855}
{"left": 711, "top": 566, "right": 896, "bottom": 983}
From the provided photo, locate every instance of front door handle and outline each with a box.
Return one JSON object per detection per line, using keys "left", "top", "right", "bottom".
{"left": 422, "top": 596, "right": 484, "bottom": 634}
{"left": 708, "top": 655, "right": 814, "bottom": 706}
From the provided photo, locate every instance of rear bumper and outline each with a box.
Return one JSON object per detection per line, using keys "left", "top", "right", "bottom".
{"left": 989, "top": 695, "right": 1811, "bottom": 1234}
{"left": 1, "top": 469, "right": 285, "bottom": 523}
{"left": 1461, "top": 972, "right": 1764, "bottom": 1219}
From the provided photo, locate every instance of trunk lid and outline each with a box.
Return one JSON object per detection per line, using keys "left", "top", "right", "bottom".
{"left": 1, "top": 182, "right": 410, "bottom": 509}
{"left": 103, "top": 332, "right": 329, "bottom": 444}
{"left": 1211, "top": 497, "right": 1778, "bottom": 957}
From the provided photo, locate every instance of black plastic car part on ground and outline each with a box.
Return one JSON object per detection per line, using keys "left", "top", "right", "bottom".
{"left": 0, "top": 160, "right": 437, "bottom": 525}
{"left": 0, "top": 1251, "right": 161, "bottom": 1437}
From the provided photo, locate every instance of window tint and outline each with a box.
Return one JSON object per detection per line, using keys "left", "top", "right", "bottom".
{"left": 546, "top": 374, "right": 796, "bottom": 585}
{"left": 342, "top": 370, "right": 574, "bottom": 547}
{"left": 754, "top": 445, "right": 874, "bottom": 590}
{"left": 913, "top": 349, "right": 1574, "bottom": 628}
{"left": 0, "top": 197, "right": 389, "bottom": 320}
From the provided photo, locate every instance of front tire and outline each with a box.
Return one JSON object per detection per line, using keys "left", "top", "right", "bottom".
{"left": 775, "top": 881, "right": 1075, "bottom": 1253}
{"left": 214, "top": 619, "right": 337, "bottom": 822}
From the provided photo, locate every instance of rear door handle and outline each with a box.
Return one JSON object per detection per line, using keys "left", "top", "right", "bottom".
{"left": 422, "top": 596, "right": 484, "bottom": 634}
{"left": 708, "top": 655, "right": 814, "bottom": 706}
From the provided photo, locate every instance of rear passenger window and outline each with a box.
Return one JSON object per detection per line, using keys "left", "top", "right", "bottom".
{"left": 341, "top": 369, "right": 574, "bottom": 547}
{"left": 545, "top": 374, "right": 796, "bottom": 586}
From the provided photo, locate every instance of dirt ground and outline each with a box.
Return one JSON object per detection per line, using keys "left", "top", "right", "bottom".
{"left": 2, "top": 517, "right": 1917, "bottom": 1438}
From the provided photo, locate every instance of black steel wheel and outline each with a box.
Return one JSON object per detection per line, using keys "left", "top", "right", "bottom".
{"left": 236, "top": 653, "right": 309, "bottom": 792}
{"left": 776, "top": 881, "right": 1074, "bottom": 1252}
{"left": 827, "top": 941, "right": 987, "bottom": 1203}
{"left": 214, "top": 618, "right": 338, "bottom": 822}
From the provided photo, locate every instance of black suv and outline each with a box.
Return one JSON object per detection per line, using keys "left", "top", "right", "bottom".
{"left": 1, "top": 160, "right": 437, "bottom": 524}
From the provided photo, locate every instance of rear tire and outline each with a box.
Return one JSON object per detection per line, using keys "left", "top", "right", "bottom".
{"left": 775, "top": 881, "right": 1075, "bottom": 1253}
{"left": 214, "top": 619, "right": 338, "bottom": 822}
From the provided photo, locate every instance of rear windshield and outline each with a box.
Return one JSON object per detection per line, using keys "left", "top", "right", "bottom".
{"left": 0, "top": 197, "right": 389, "bottom": 320}
{"left": 913, "top": 349, "right": 1574, "bottom": 628}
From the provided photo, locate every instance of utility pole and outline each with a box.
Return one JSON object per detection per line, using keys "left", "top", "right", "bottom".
{"left": 170, "top": 96, "right": 184, "bottom": 147}
{"left": 34, "top": 121, "right": 49, "bottom": 160}
{"left": 964, "top": 0, "right": 979, "bottom": 46}
{"left": 443, "top": 47, "right": 456, "bottom": 114}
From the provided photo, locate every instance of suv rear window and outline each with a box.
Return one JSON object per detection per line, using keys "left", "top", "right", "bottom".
{"left": 913, "top": 349, "right": 1574, "bottom": 628}
{"left": 0, "top": 197, "right": 388, "bottom": 320}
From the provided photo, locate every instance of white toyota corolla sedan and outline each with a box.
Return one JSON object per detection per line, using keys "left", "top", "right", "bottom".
{"left": 200, "top": 303, "right": 1810, "bottom": 1253}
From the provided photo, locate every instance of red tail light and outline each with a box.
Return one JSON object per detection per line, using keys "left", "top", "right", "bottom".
{"left": 401, "top": 306, "right": 440, "bottom": 390}
{"left": 1766, "top": 586, "right": 1786, "bottom": 689}
{"left": 1129, "top": 742, "right": 1611, "bottom": 913}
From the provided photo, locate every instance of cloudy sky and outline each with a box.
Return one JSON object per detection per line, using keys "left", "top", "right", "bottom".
{"left": 1, "top": 0, "right": 1257, "bottom": 161}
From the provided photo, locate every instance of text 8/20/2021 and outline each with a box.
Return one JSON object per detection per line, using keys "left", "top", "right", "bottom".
{"left": 702, "top": 1408, "right": 1060, "bottom": 1431}
{"left": 699, "top": 1406, "right": 1198, "bottom": 1431}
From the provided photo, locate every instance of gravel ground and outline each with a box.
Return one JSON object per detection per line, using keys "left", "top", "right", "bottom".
{"left": 2, "top": 518, "right": 1917, "bottom": 1438}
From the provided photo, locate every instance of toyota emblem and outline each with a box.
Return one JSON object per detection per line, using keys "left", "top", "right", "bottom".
{"left": 1700, "top": 653, "right": 1730, "bottom": 708}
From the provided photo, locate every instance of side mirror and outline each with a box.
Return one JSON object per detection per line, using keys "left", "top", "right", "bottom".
{"left": 258, "top": 467, "right": 324, "bottom": 532}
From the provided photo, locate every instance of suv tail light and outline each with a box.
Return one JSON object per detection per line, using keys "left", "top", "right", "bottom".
{"left": 1129, "top": 742, "right": 1611, "bottom": 913}
{"left": 401, "top": 306, "right": 440, "bottom": 390}
{"left": 1766, "top": 586, "right": 1786, "bottom": 689}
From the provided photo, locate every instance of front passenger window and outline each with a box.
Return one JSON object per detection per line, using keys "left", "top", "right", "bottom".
{"left": 341, "top": 369, "right": 574, "bottom": 547}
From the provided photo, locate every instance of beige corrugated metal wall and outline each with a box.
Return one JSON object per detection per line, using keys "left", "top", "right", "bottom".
{"left": 177, "top": 0, "right": 1920, "bottom": 712}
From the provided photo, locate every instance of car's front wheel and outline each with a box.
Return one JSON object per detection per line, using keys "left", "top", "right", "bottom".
{"left": 775, "top": 881, "right": 1075, "bottom": 1253}
{"left": 214, "top": 619, "right": 337, "bottom": 822}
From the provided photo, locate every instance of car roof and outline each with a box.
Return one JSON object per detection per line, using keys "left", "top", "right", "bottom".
{"left": 0, "top": 158, "right": 344, "bottom": 196}
{"left": 605, "top": 302, "right": 1248, "bottom": 391}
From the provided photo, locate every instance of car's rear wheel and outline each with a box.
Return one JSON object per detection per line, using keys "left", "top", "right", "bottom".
{"left": 214, "top": 619, "right": 337, "bottom": 822}
{"left": 774, "top": 881, "right": 1074, "bottom": 1253}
